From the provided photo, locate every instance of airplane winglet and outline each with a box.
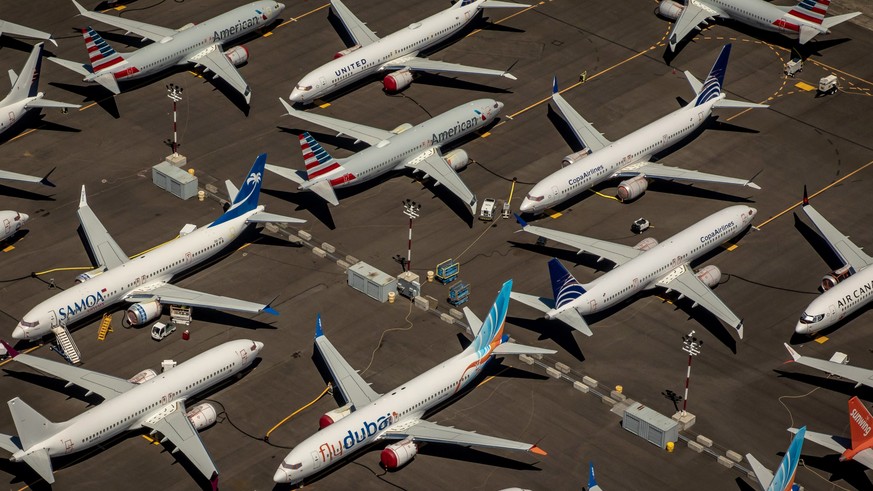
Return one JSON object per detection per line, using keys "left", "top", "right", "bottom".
{"left": 78, "top": 185, "right": 87, "bottom": 208}
{"left": 72, "top": 0, "right": 88, "bottom": 16}
{"left": 315, "top": 313, "right": 324, "bottom": 338}
{"left": 529, "top": 444, "right": 547, "bottom": 456}
{"left": 552, "top": 75, "right": 558, "bottom": 94}
{"left": 1, "top": 340, "right": 19, "bottom": 358}
{"left": 40, "top": 167, "right": 57, "bottom": 188}
{"left": 588, "top": 461, "right": 597, "bottom": 488}
{"left": 263, "top": 303, "right": 279, "bottom": 316}
{"left": 514, "top": 213, "right": 528, "bottom": 228}
{"left": 783, "top": 342, "right": 801, "bottom": 362}
{"left": 802, "top": 185, "right": 809, "bottom": 206}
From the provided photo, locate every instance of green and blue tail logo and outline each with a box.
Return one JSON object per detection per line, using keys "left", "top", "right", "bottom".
{"left": 769, "top": 426, "right": 804, "bottom": 491}
{"left": 209, "top": 153, "right": 266, "bottom": 227}
{"left": 471, "top": 280, "right": 512, "bottom": 358}
{"left": 694, "top": 44, "right": 731, "bottom": 107}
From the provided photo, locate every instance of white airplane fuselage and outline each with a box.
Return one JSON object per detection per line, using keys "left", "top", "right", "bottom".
{"left": 0, "top": 94, "right": 47, "bottom": 135}
{"left": 0, "top": 210, "right": 28, "bottom": 241}
{"left": 7, "top": 340, "right": 263, "bottom": 464}
{"left": 695, "top": 0, "right": 830, "bottom": 38}
{"left": 520, "top": 95, "right": 722, "bottom": 214}
{"left": 796, "top": 267, "right": 873, "bottom": 334}
{"left": 549, "top": 205, "right": 756, "bottom": 318}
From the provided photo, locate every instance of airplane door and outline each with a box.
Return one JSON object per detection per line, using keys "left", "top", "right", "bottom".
{"left": 550, "top": 185, "right": 559, "bottom": 198}
{"left": 2, "top": 218, "right": 9, "bottom": 236}
{"left": 319, "top": 76, "right": 326, "bottom": 88}
{"left": 311, "top": 451, "right": 322, "bottom": 470}
{"left": 589, "top": 299, "right": 597, "bottom": 311}
{"left": 49, "top": 309, "right": 58, "bottom": 328}
{"left": 829, "top": 304, "right": 837, "bottom": 317}
{"left": 7, "top": 111, "right": 14, "bottom": 124}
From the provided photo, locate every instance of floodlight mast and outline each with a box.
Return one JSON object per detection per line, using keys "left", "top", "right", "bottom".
{"left": 402, "top": 199, "right": 421, "bottom": 272}
{"left": 680, "top": 330, "right": 703, "bottom": 416}
{"left": 167, "top": 84, "right": 183, "bottom": 155}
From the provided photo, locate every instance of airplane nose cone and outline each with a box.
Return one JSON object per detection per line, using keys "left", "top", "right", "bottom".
{"left": 749, "top": 207, "right": 757, "bottom": 218}
{"left": 18, "top": 213, "right": 29, "bottom": 224}
{"left": 289, "top": 90, "right": 304, "bottom": 103}
{"left": 273, "top": 467, "right": 290, "bottom": 483}
{"left": 12, "top": 325, "right": 26, "bottom": 340}
{"left": 278, "top": 3, "right": 286, "bottom": 11}
{"left": 254, "top": 341, "right": 264, "bottom": 352}
{"left": 496, "top": 101, "right": 504, "bottom": 112}
{"left": 795, "top": 322, "right": 810, "bottom": 335}
{"left": 519, "top": 200, "right": 533, "bottom": 213}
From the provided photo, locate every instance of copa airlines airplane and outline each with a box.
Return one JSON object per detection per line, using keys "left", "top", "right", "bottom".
{"left": 794, "top": 187, "right": 873, "bottom": 335}
{"left": 273, "top": 281, "right": 554, "bottom": 485}
{"left": 267, "top": 98, "right": 503, "bottom": 214}
{"left": 288, "top": 0, "right": 526, "bottom": 104}
{"left": 746, "top": 426, "right": 805, "bottom": 491}
{"left": 48, "top": 0, "right": 285, "bottom": 103}
{"left": 12, "top": 154, "right": 304, "bottom": 342}
{"left": 512, "top": 205, "right": 756, "bottom": 338}
{"left": 0, "top": 339, "right": 263, "bottom": 488}
{"left": 788, "top": 397, "right": 873, "bottom": 472}
{"left": 0, "top": 18, "right": 56, "bottom": 45}
{"left": 658, "top": 0, "right": 860, "bottom": 51}
{"left": 519, "top": 44, "right": 763, "bottom": 215}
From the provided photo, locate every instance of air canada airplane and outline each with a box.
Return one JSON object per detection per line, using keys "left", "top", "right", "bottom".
{"left": 0, "top": 339, "right": 263, "bottom": 488}
{"left": 273, "top": 281, "right": 554, "bottom": 485}
{"left": 789, "top": 397, "right": 873, "bottom": 472}
{"left": 48, "top": 0, "right": 284, "bottom": 103}
{"left": 12, "top": 154, "right": 304, "bottom": 343}
{"left": 288, "top": 0, "right": 526, "bottom": 104}
{"left": 745, "top": 426, "right": 805, "bottom": 491}
{"left": 658, "top": 0, "right": 860, "bottom": 52}
{"left": 512, "top": 205, "right": 756, "bottom": 339}
{"left": 0, "top": 18, "right": 56, "bottom": 45}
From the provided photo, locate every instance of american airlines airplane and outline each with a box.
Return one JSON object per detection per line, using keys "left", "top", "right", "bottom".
{"left": 788, "top": 397, "right": 873, "bottom": 472}
{"left": 745, "top": 426, "right": 805, "bottom": 491}
{"left": 0, "top": 18, "right": 56, "bottom": 45}
{"left": 512, "top": 205, "right": 756, "bottom": 338}
{"left": 267, "top": 98, "right": 504, "bottom": 214}
{"left": 794, "top": 187, "right": 873, "bottom": 335}
{"left": 288, "top": 0, "right": 526, "bottom": 104}
{"left": 12, "top": 153, "right": 304, "bottom": 342}
{"left": 519, "top": 44, "right": 763, "bottom": 215}
{"left": 48, "top": 0, "right": 285, "bottom": 104}
{"left": 658, "top": 0, "right": 860, "bottom": 52}
{"left": 0, "top": 338, "right": 263, "bottom": 487}
{"left": 0, "top": 211, "right": 28, "bottom": 242}
{"left": 273, "top": 281, "right": 554, "bottom": 485}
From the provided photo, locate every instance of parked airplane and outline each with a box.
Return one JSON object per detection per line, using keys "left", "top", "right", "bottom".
{"left": 746, "top": 426, "right": 805, "bottom": 491}
{"left": 658, "top": 0, "right": 860, "bottom": 51}
{"left": 519, "top": 44, "right": 763, "bottom": 215}
{"left": 267, "top": 98, "right": 503, "bottom": 214}
{"left": 12, "top": 153, "right": 304, "bottom": 343}
{"left": 0, "top": 211, "right": 28, "bottom": 242}
{"left": 273, "top": 280, "right": 554, "bottom": 485}
{"left": 49, "top": 0, "right": 284, "bottom": 104}
{"left": 512, "top": 205, "right": 756, "bottom": 338}
{"left": 794, "top": 187, "right": 873, "bottom": 335}
{"left": 0, "top": 338, "right": 263, "bottom": 487}
{"left": 588, "top": 461, "right": 603, "bottom": 491}
{"left": 288, "top": 0, "right": 526, "bottom": 104}
{"left": 789, "top": 397, "right": 873, "bottom": 471}
{"left": 784, "top": 343, "right": 873, "bottom": 389}
{"left": 0, "top": 18, "right": 56, "bottom": 45}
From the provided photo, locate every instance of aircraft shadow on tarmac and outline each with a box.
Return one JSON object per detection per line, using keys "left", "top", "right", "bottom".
{"left": 0, "top": 109, "right": 82, "bottom": 145}
{"left": 773, "top": 368, "right": 873, "bottom": 400}
{"left": 790, "top": 453, "right": 873, "bottom": 490}
{"left": 0, "top": 36, "right": 56, "bottom": 56}
{"left": 0, "top": 183, "right": 56, "bottom": 201}
{"left": 506, "top": 315, "right": 586, "bottom": 363}
{"left": 793, "top": 211, "right": 843, "bottom": 272}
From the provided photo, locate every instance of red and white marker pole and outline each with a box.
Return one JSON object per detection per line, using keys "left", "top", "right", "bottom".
{"left": 681, "top": 330, "right": 703, "bottom": 416}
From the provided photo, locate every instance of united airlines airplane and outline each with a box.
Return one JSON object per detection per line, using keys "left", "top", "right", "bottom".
{"left": 49, "top": 0, "right": 284, "bottom": 103}
{"left": 0, "top": 339, "right": 263, "bottom": 488}
{"left": 512, "top": 205, "right": 756, "bottom": 338}
{"left": 746, "top": 426, "right": 805, "bottom": 491}
{"left": 288, "top": 0, "right": 526, "bottom": 104}
{"left": 12, "top": 154, "right": 304, "bottom": 343}
{"left": 520, "top": 44, "right": 764, "bottom": 215}
{"left": 273, "top": 281, "right": 554, "bottom": 485}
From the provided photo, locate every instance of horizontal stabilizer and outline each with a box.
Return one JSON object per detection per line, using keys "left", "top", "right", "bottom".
{"left": 264, "top": 163, "right": 307, "bottom": 186}
{"left": 713, "top": 98, "right": 768, "bottom": 109}
{"left": 463, "top": 307, "right": 483, "bottom": 337}
{"left": 0, "top": 433, "right": 22, "bottom": 454}
{"left": 789, "top": 426, "right": 851, "bottom": 454}
{"left": 303, "top": 179, "right": 340, "bottom": 206}
{"left": 23, "top": 447, "right": 54, "bottom": 484}
{"left": 225, "top": 179, "right": 239, "bottom": 202}
{"left": 509, "top": 292, "right": 592, "bottom": 335}
{"left": 509, "top": 291, "right": 554, "bottom": 313}
{"left": 480, "top": 1, "right": 531, "bottom": 7}
{"left": 798, "top": 24, "right": 819, "bottom": 44}
{"left": 822, "top": 12, "right": 862, "bottom": 30}
{"left": 683, "top": 70, "right": 702, "bottom": 94}
{"left": 47, "top": 56, "right": 91, "bottom": 76}
{"left": 744, "top": 453, "right": 773, "bottom": 490}
{"left": 554, "top": 309, "right": 592, "bottom": 336}
{"left": 26, "top": 98, "right": 81, "bottom": 110}
{"left": 492, "top": 342, "right": 556, "bottom": 356}
{"left": 90, "top": 72, "right": 121, "bottom": 94}
{"left": 247, "top": 211, "right": 306, "bottom": 224}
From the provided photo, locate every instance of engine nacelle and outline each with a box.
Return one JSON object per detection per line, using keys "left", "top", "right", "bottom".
{"left": 391, "top": 123, "right": 414, "bottom": 135}
{"left": 383, "top": 70, "right": 413, "bottom": 93}
{"left": 657, "top": 0, "right": 685, "bottom": 20}
{"left": 319, "top": 403, "right": 353, "bottom": 429}
{"left": 186, "top": 403, "right": 218, "bottom": 431}
{"left": 617, "top": 175, "right": 648, "bottom": 202}
{"left": 695, "top": 265, "right": 722, "bottom": 288}
{"left": 561, "top": 150, "right": 590, "bottom": 167}
{"left": 821, "top": 265, "right": 851, "bottom": 291}
{"left": 75, "top": 267, "right": 106, "bottom": 283}
{"left": 334, "top": 44, "right": 362, "bottom": 59}
{"left": 380, "top": 437, "right": 417, "bottom": 469}
{"left": 125, "top": 300, "right": 162, "bottom": 326}
{"left": 443, "top": 149, "right": 470, "bottom": 171}
{"left": 127, "top": 368, "right": 157, "bottom": 384}
{"left": 633, "top": 237, "right": 659, "bottom": 251}
{"left": 224, "top": 45, "right": 249, "bottom": 67}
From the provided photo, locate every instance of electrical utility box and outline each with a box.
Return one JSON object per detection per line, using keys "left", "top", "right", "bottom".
{"left": 152, "top": 161, "right": 198, "bottom": 200}
{"left": 348, "top": 262, "right": 397, "bottom": 303}
{"left": 622, "top": 403, "right": 679, "bottom": 448}
{"left": 396, "top": 271, "right": 421, "bottom": 299}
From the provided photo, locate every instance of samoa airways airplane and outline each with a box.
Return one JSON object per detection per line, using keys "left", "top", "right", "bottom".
{"left": 273, "top": 280, "right": 554, "bottom": 485}
{"left": 519, "top": 44, "right": 764, "bottom": 215}
{"left": 288, "top": 0, "right": 526, "bottom": 104}
{"left": 0, "top": 339, "right": 263, "bottom": 488}
{"left": 49, "top": 0, "right": 284, "bottom": 103}
{"left": 512, "top": 204, "right": 756, "bottom": 338}
{"left": 12, "top": 154, "right": 303, "bottom": 342}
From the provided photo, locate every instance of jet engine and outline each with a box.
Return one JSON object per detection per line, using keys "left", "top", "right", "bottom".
{"left": 617, "top": 175, "right": 648, "bottom": 202}
{"left": 75, "top": 267, "right": 106, "bottom": 283}
{"left": 695, "top": 265, "right": 722, "bottom": 288}
{"left": 821, "top": 265, "right": 851, "bottom": 291}
{"left": 334, "top": 44, "right": 362, "bottom": 59}
{"left": 633, "top": 237, "right": 659, "bottom": 251}
{"left": 443, "top": 149, "right": 470, "bottom": 171}
{"left": 128, "top": 368, "right": 157, "bottom": 384}
{"left": 125, "top": 300, "right": 162, "bottom": 326}
{"left": 186, "top": 403, "right": 218, "bottom": 431}
{"left": 319, "top": 403, "right": 353, "bottom": 429}
{"left": 383, "top": 70, "right": 413, "bottom": 93}
{"left": 380, "top": 438, "right": 417, "bottom": 469}
{"left": 657, "top": 0, "right": 684, "bottom": 20}
{"left": 561, "top": 150, "right": 590, "bottom": 167}
{"left": 391, "top": 123, "right": 414, "bottom": 134}
{"left": 224, "top": 46, "right": 249, "bottom": 67}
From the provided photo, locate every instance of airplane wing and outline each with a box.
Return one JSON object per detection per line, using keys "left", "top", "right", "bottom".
{"left": 667, "top": 0, "right": 725, "bottom": 51}
{"left": 784, "top": 343, "right": 873, "bottom": 388}
{"left": 72, "top": 0, "right": 175, "bottom": 42}
{"left": 9, "top": 351, "right": 135, "bottom": 400}
{"left": 381, "top": 419, "right": 545, "bottom": 454}
{"left": 509, "top": 292, "right": 593, "bottom": 336}
{"left": 143, "top": 401, "right": 218, "bottom": 484}
{"left": 789, "top": 427, "right": 851, "bottom": 455}
{"left": 802, "top": 201, "right": 873, "bottom": 273}
{"left": 0, "top": 169, "right": 46, "bottom": 185}
{"left": 125, "top": 283, "right": 278, "bottom": 315}
{"left": 383, "top": 57, "right": 516, "bottom": 80}
{"left": 656, "top": 264, "right": 744, "bottom": 338}
{"left": 518, "top": 220, "right": 642, "bottom": 266}
{"left": 550, "top": 81, "right": 610, "bottom": 152}
{"left": 614, "top": 161, "right": 760, "bottom": 190}
{"left": 187, "top": 45, "right": 252, "bottom": 104}
{"left": 315, "top": 318, "right": 380, "bottom": 409}
{"left": 279, "top": 98, "right": 391, "bottom": 146}
{"left": 403, "top": 147, "right": 477, "bottom": 214}
{"left": 329, "top": 0, "right": 380, "bottom": 46}
{"left": 0, "top": 19, "right": 55, "bottom": 45}
{"left": 77, "top": 186, "right": 129, "bottom": 269}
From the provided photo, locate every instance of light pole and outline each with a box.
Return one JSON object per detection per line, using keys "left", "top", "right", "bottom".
{"left": 680, "top": 330, "right": 703, "bottom": 416}
{"left": 166, "top": 84, "right": 183, "bottom": 155}
{"left": 402, "top": 199, "right": 421, "bottom": 272}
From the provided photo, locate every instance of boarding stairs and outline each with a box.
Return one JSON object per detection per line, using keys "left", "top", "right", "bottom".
{"left": 52, "top": 321, "right": 81, "bottom": 364}
{"left": 97, "top": 313, "right": 113, "bottom": 341}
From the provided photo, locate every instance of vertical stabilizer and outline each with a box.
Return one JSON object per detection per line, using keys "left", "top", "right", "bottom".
{"left": 588, "top": 461, "right": 602, "bottom": 490}
{"left": 6, "top": 42, "right": 44, "bottom": 102}
{"left": 768, "top": 426, "right": 805, "bottom": 491}
{"left": 693, "top": 44, "right": 730, "bottom": 107}
{"left": 299, "top": 132, "right": 345, "bottom": 181}
{"left": 548, "top": 258, "right": 586, "bottom": 308}
{"left": 465, "top": 280, "right": 511, "bottom": 358}
{"left": 81, "top": 27, "right": 123, "bottom": 73}
{"left": 789, "top": 0, "right": 830, "bottom": 25}
{"left": 848, "top": 396, "right": 873, "bottom": 450}
{"left": 7, "top": 397, "right": 65, "bottom": 451}
{"left": 209, "top": 154, "right": 267, "bottom": 227}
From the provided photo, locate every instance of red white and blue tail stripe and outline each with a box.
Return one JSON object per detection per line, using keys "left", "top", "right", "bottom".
{"left": 299, "top": 132, "right": 345, "bottom": 181}
{"left": 789, "top": 0, "right": 829, "bottom": 25}
{"left": 82, "top": 26, "right": 124, "bottom": 72}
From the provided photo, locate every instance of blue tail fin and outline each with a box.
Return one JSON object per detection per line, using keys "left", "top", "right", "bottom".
{"left": 209, "top": 153, "right": 267, "bottom": 227}
{"left": 693, "top": 44, "right": 731, "bottom": 107}
{"left": 771, "top": 426, "right": 805, "bottom": 491}
{"left": 588, "top": 461, "right": 598, "bottom": 489}
{"left": 548, "top": 258, "right": 586, "bottom": 308}
{"left": 467, "top": 280, "right": 512, "bottom": 358}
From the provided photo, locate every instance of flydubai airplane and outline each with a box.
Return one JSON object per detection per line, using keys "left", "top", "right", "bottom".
{"left": 745, "top": 426, "right": 805, "bottom": 491}
{"left": 267, "top": 98, "right": 503, "bottom": 214}
{"left": 288, "top": 0, "right": 526, "bottom": 104}
{"left": 12, "top": 153, "right": 304, "bottom": 342}
{"left": 48, "top": 0, "right": 285, "bottom": 104}
{"left": 0, "top": 338, "right": 263, "bottom": 488}
{"left": 511, "top": 205, "right": 756, "bottom": 338}
{"left": 658, "top": 0, "right": 860, "bottom": 52}
{"left": 788, "top": 397, "right": 873, "bottom": 471}
{"left": 0, "top": 18, "right": 56, "bottom": 45}
{"left": 0, "top": 211, "right": 28, "bottom": 242}
{"left": 273, "top": 280, "right": 554, "bottom": 485}
{"left": 519, "top": 44, "right": 763, "bottom": 215}
{"left": 794, "top": 187, "right": 873, "bottom": 335}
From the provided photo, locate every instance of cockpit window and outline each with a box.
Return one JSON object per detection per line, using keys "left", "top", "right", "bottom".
{"left": 295, "top": 84, "right": 312, "bottom": 91}
{"left": 19, "top": 320, "right": 39, "bottom": 328}
{"left": 526, "top": 194, "right": 545, "bottom": 202}
{"left": 799, "top": 312, "right": 823, "bottom": 324}
{"left": 281, "top": 462, "right": 302, "bottom": 470}
{"left": 13, "top": 213, "right": 20, "bottom": 221}
{"left": 493, "top": 103, "right": 499, "bottom": 108}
